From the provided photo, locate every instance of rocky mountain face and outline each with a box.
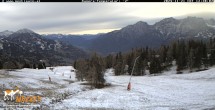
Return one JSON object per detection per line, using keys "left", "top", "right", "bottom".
{"left": 89, "top": 17, "right": 215, "bottom": 55}
{"left": 90, "top": 21, "right": 164, "bottom": 54}
{"left": 45, "top": 17, "right": 215, "bottom": 55}
{"left": 154, "top": 17, "right": 215, "bottom": 40}
{"left": 0, "top": 29, "right": 88, "bottom": 68}
{"left": 6, "top": 17, "right": 214, "bottom": 60}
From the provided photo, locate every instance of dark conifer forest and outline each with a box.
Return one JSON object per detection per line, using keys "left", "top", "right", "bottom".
{"left": 74, "top": 38, "right": 215, "bottom": 88}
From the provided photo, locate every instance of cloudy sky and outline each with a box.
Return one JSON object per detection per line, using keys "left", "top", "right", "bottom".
{"left": 0, "top": 3, "right": 215, "bottom": 35}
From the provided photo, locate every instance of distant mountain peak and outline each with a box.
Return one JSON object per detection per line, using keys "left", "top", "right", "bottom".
{"left": 162, "top": 17, "right": 176, "bottom": 22}
{"left": 182, "top": 16, "right": 205, "bottom": 23}
{"left": 133, "top": 21, "right": 150, "bottom": 29}
{"left": 135, "top": 21, "right": 148, "bottom": 25}
{"left": 89, "top": 16, "right": 215, "bottom": 54}
{"left": 2, "top": 30, "right": 13, "bottom": 33}
{"left": 122, "top": 21, "right": 150, "bottom": 31}
{"left": 16, "top": 28, "right": 35, "bottom": 34}
{"left": 155, "top": 17, "right": 178, "bottom": 26}
{"left": 0, "top": 30, "right": 14, "bottom": 37}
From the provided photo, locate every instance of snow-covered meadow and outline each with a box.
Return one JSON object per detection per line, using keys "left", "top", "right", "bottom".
{"left": 0, "top": 66, "right": 215, "bottom": 110}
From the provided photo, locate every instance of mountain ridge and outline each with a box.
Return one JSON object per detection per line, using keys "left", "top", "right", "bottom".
{"left": 88, "top": 17, "right": 215, "bottom": 54}
{"left": 1, "top": 16, "right": 215, "bottom": 57}
{"left": 0, "top": 29, "right": 88, "bottom": 68}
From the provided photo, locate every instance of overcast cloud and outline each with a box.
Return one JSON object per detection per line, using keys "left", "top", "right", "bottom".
{"left": 0, "top": 3, "right": 215, "bottom": 34}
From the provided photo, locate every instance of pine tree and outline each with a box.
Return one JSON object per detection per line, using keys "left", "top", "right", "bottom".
{"left": 188, "top": 48, "right": 194, "bottom": 72}
{"left": 33, "top": 64, "right": 37, "bottom": 69}
{"left": 43, "top": 62, "right": 46, "bottom": 69}
{"left": 105, "top": 54, "right": 113, "bottom": 68}
{"left": 126, "top": 52, "right": 135, "bottom": 75}
{"left": 149, "top": 54, "right": 162, "bottom": 74}
{"left": 114, "top": 52, "right": 124, "bottom": 75}
{"left": 134, "top": 52, "right": 146, "bottom": 76}
{"left": 176, "top": 41, "right": 187, "bottom": 72}
{"left": 87, "top": 65, "right": 96, "bottom": 88}
{"left": 201, "top": 43, "right": 208, "bottom": 69}
{"left": 90, "top": 53, "right": 105, "bottom": 88}
{"left": 73, "top": 60, "right": 77, "bottom": 69}
{"left": 193, "top": 45, "right": 203, "bottom": 70}
{"left": 23, "top": 62, "right": 31, "bottom": 68}
{"left": 75, "top": 59, "right": 87, "bottom": 81}
{"left": 171, "top": 42, "right": 177, "bottom": 60}
{"left": 0, "top": 61, "right": 2, "bottom": 69}
{"left": 38, "top": 63, "right": 44, "bottom": 69}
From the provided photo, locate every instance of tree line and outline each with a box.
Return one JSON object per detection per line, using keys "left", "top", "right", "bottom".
{"left": 74, "top": 38, "right": 215, "bottom": 88}
{"left": 0, "top": 59, "right": 47, "bottom": 69}
{"left": 73, "top": 53, "right": 106, "bottom": 88}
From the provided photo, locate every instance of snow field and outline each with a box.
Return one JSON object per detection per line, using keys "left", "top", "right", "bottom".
{"left": 0, "top": 66, "right": 215, "bottom": 109}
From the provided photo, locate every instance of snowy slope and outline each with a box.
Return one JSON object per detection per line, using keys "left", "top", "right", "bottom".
{"left": 0, "top": 66, "right": 88, "bottom": 109}
{"left": 0, "top": 66, "right": 215, "bottom": 110}
{"left": 55, "top": 68, "right": 215, "bottom": 110}
{"left": 1, "top": 66, "right": 76, "bottom": 89}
